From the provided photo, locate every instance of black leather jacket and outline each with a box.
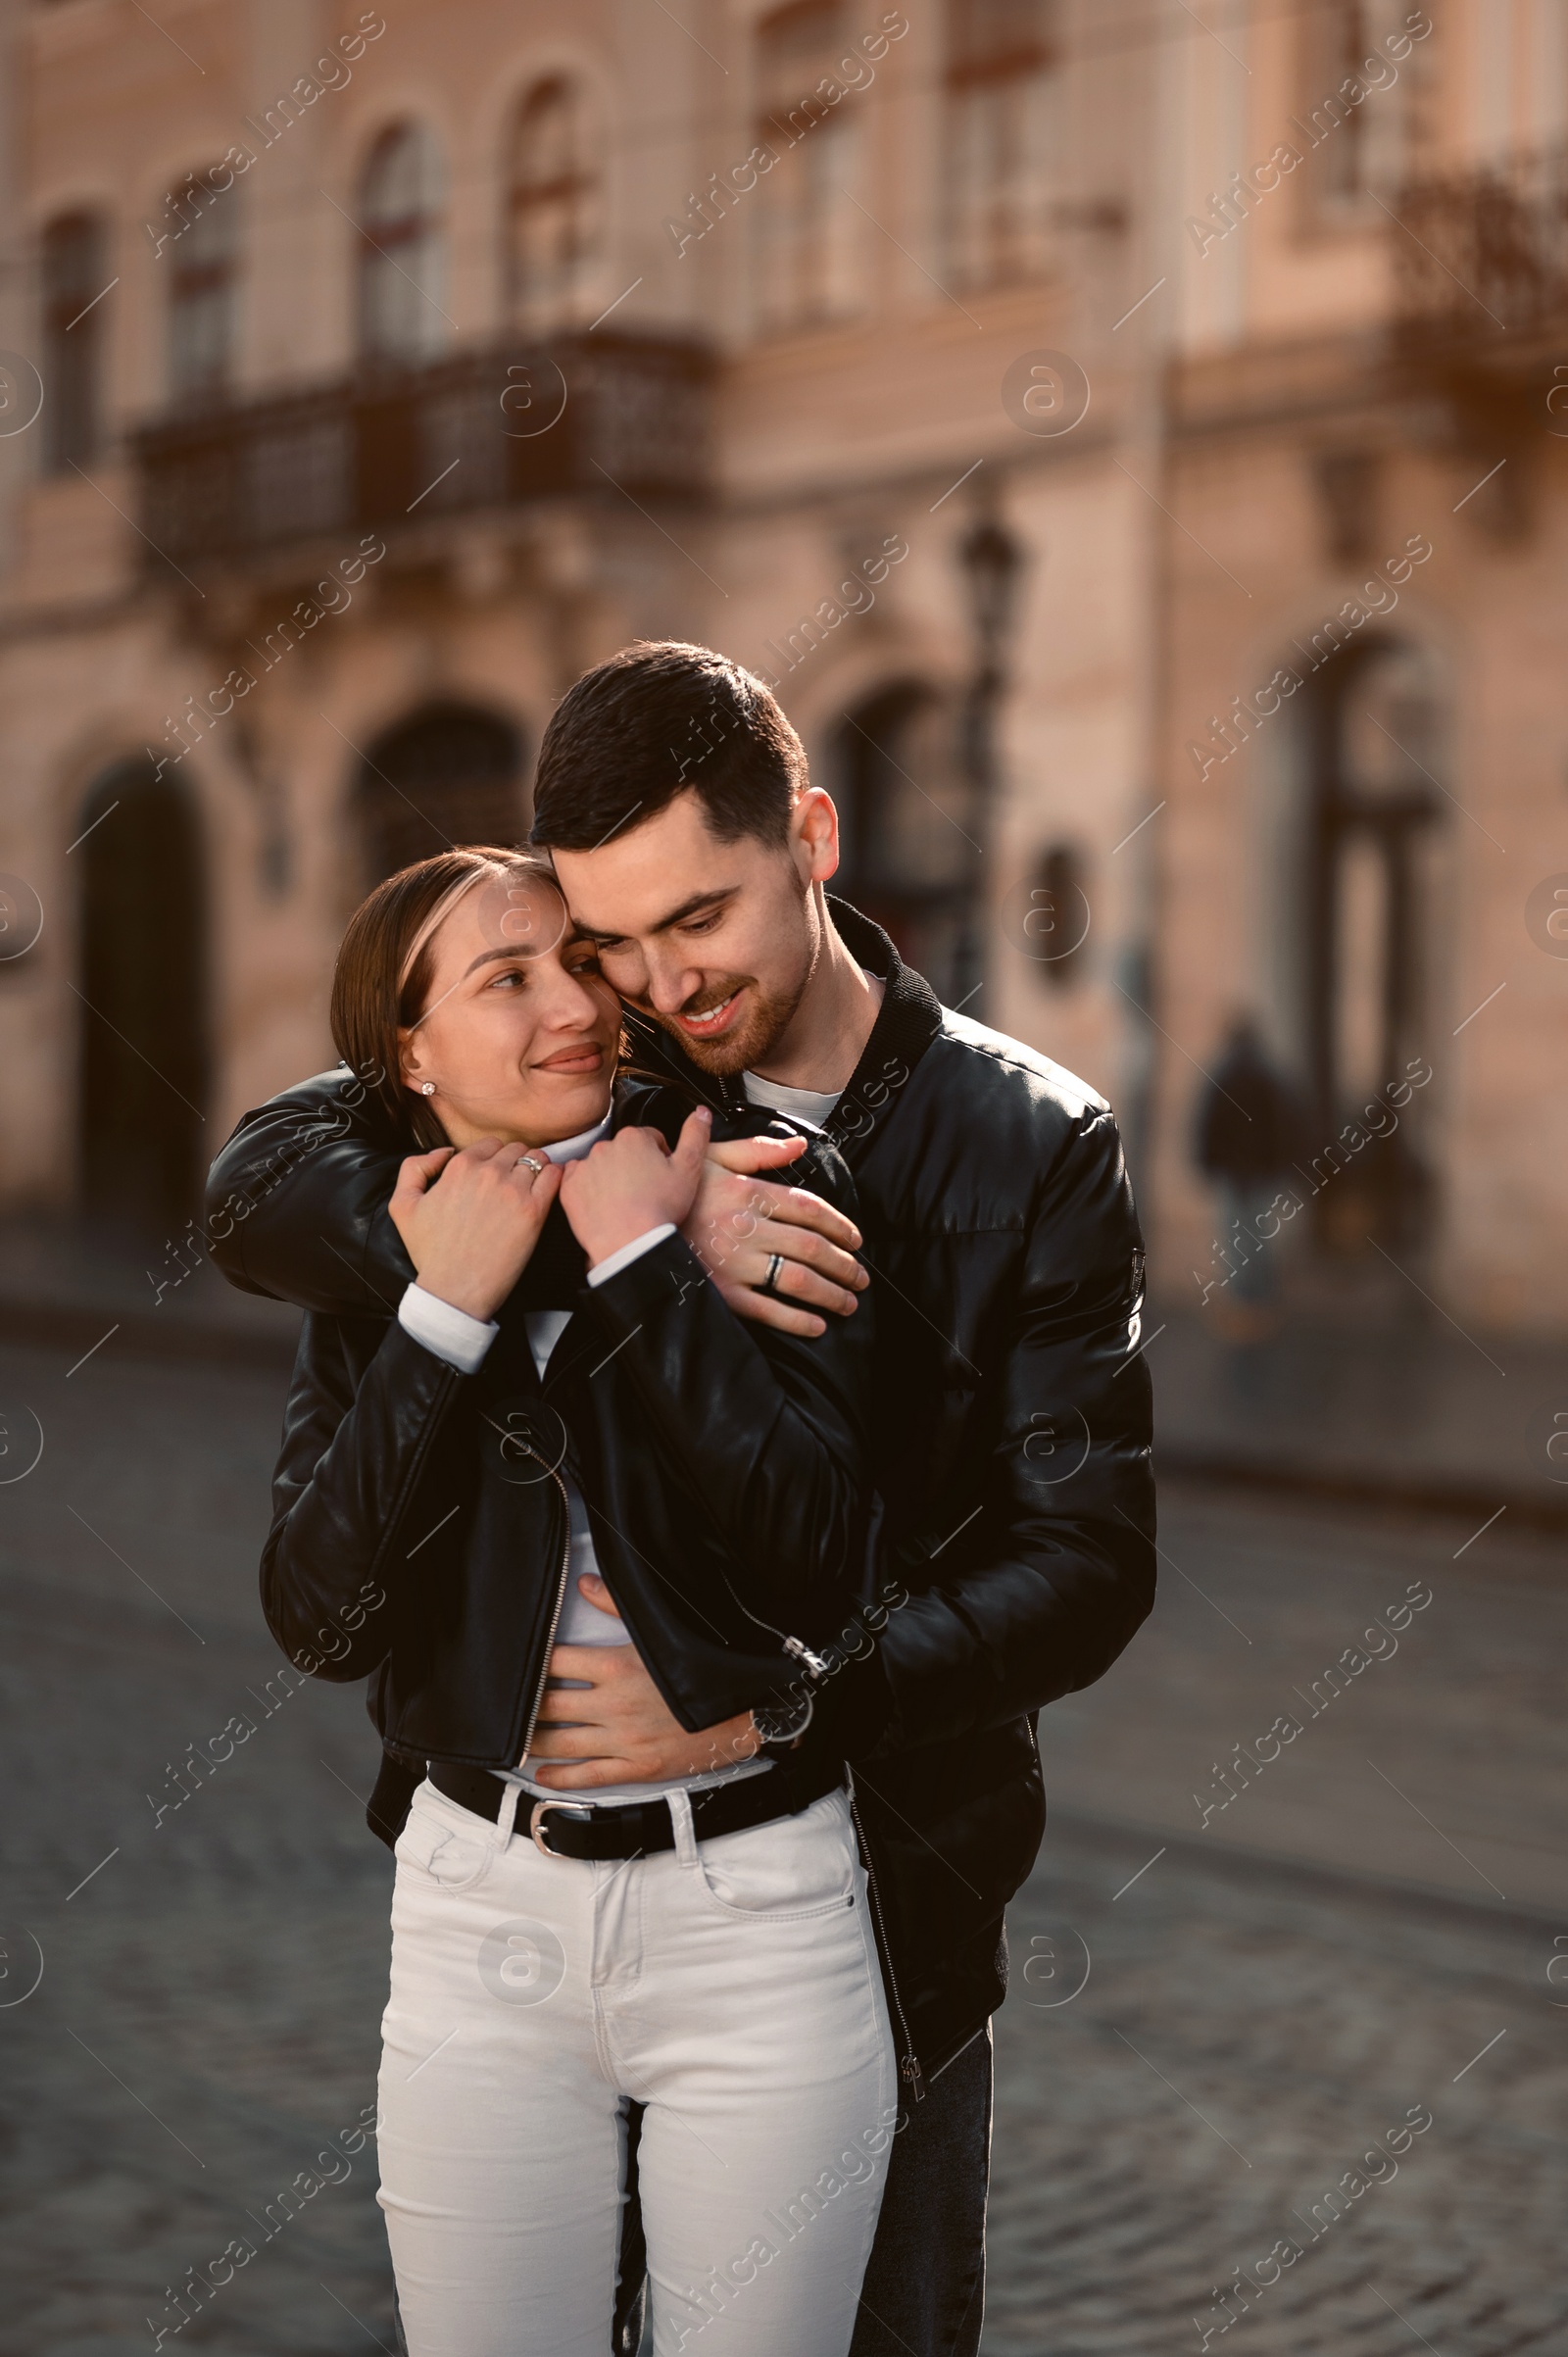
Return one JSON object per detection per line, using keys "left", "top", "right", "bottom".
{"left": 207, "top": 904, "right": 1155, "bottom": 2088}
{"left": 233, "top": 1076, "right": 884, "bottom": 1743}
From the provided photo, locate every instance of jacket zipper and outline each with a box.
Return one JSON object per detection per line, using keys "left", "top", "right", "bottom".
{"left": 720, "top": 1577, "right": 834, "bottom": 1684}
{"left": 782, "top": 1633, "right": 832, "bottom": 1678}
{"left": 849, "top": 1785, "right": 925, "bottom": 2104}
{"left": 515, "top": 1459, "right": 574, "bottom": 1768}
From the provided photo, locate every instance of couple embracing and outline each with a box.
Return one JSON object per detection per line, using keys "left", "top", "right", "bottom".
{"left": 209, "top": 641, "right": 1155, "bottom": 2357}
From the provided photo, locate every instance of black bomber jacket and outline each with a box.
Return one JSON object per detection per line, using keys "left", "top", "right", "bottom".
{"left": 207, "top": 902, "right": 1156, "bottom": 2091}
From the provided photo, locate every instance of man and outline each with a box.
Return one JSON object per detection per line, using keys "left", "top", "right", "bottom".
{"left": 208, "top": 643, "right": 1155, "bottom": 2357}
{"left": 1194, "top": 1013, "right": 1306, "bottom": 1342}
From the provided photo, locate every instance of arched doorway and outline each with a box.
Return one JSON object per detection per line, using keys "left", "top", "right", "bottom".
{"left": 1295, "top": 636, "right": 1447, "bottom": 1252}
{"left": 76, "top": 757, "right": 208, "bottom": 1234}
{"left": 357, "top": 703, "right": 527, "bottom": 883}
{"left": 831, "top": 682, "right": 983, "bottom": 1006}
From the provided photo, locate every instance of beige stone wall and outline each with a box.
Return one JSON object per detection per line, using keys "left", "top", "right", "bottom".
{"left": 1151, "top": 410, "right": 1568, "bottom": 1331}
{"left": 3, "top": 0, "right": 1563, "bottom": 1332}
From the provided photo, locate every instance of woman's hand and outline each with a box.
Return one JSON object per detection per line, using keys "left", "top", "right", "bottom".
{"left": 389, "top": 1140, "right": 562, "bottom": 1321}
{"left": 558, "top": 1109, "right": 711, "bottom": 1271}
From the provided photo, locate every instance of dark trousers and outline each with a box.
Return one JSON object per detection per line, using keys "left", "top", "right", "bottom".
{"left": 612, "top": 2025, "right": 993, "bottom": 2357}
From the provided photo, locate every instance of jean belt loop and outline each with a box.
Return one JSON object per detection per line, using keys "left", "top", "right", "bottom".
{"left": 493, "top": 1779, "right": 524, "bottom": 1850}
{"left": 667, "top": 1788, "right": 701, "bottom": 1870}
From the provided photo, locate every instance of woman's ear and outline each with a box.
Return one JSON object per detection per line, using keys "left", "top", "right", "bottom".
{"left": 397, "top": 1024, "right": 426, "bottom": 1097}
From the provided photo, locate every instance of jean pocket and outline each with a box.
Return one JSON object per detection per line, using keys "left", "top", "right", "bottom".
{"left": 695, "top": 1790, "right": 859, "bottom": 1922}
{"left": 394, "top": 1783, "right": 499, "bottom": 1897}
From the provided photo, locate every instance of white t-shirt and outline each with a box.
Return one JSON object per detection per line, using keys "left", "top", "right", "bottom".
{"left": 742, "top": 1071, "right": 845, "bottom": 1127}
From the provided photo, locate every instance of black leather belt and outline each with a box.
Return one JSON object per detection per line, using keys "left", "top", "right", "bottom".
{"left": 428, "top": 1754, "right": 844, "bottom": 1861}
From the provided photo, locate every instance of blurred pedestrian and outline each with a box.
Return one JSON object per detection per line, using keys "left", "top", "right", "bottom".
{"left": 1194, "top": 1015, "right": 1303, "bottom": 1341}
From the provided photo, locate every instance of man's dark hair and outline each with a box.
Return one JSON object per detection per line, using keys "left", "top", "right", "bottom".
{"left": 530, "top": 642, "right": 805, "bottom": 852}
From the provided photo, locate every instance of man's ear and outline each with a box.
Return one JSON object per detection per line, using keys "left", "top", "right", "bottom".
{"left": 792, "top": 787, "right": 841, "bottom": 887}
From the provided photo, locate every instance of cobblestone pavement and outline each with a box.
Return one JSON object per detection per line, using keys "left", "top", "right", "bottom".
{"left": 990, "top": 1481, "right": 1568, "bottom": 2357}
{"left": 0, "top": 1335, "right": 1563, "bottom": 2356}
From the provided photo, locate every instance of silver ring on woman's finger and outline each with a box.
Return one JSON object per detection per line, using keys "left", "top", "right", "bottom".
{"left": 517, "top": 1154, "right": 547, "bottom": 1178}
{"left": 760, "top": 1252, "right": 787, "bottom": 1299}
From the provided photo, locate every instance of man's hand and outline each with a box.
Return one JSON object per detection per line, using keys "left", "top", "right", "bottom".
{"left": 528, "top": 1576, "right": 761, "bottom": 1788}
{"left": 558, "top": 1109, "right": 710, "bottom": 1269}
{"left": 684, "top": 1135, "right": 868, "bottom": 1338}
{"left": 389, "top": 1141, "right": 562, "bottom": 1322}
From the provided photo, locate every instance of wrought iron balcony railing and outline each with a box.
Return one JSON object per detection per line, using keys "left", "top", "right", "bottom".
{"left": 132, "top": 331, "right": 714, "bottom": 570}
{"left": 1392, "top": 146, "right": 1568, "bottom": 353}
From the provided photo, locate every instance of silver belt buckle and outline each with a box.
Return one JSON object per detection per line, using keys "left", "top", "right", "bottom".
{"left": 529, "top": 1797, "right": 589, "bottom": 1857}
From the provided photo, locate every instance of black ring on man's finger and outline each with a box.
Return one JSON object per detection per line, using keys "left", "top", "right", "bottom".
{"left": 759, "top": 1252, "right": 788, "bottom": 1299}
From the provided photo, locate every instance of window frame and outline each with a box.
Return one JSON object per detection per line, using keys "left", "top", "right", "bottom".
{"left": 943, "top": 0, "right": 1059, "bottom": 291}
{"left": 750, "top": 0, "right": 866, "bottom": 337}
{"left": 356, "top": 119, "right": 451, "bottom": 366}
{"left": 506, "top": 73, "right": 602, "bottom": 330}
{"left": 1293, "top": 0, "right": 1414, "bottom": 234}
{"left": 166, "top": 165, "right": 240, "bottom": 405}
{"left": 41, "top": 209, "right": 110, "bottom": 472}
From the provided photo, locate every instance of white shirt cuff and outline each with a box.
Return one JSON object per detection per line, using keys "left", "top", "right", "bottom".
{"left": 586, "top": 1224, "right": 677, "bottom": 1288}
{"left": 398, "top": 1229, "right": 674, "bottom": 1366}
{"left": 398, "top": 1283, "right": 499, "bottom": 1375}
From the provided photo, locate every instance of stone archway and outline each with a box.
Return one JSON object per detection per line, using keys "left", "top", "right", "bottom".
{"left": 356, "top": 701, "right": 527, "bottom": 884}
{"left": 76, "top": 756, "right": 208, "bottom": 1233}
{"left": 1293, "top": 635, "right": 1448, "bottom": 1252}
{"left": 830, "top": 679, "right": 981, "bottom": 1006}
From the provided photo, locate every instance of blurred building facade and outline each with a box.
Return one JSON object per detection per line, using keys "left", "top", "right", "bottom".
{"left": 1154, "top": 0, "right": 1568, "bottom": 1338}
{"left": 0, "top": 0, "right": 1562, "bottom": 1332}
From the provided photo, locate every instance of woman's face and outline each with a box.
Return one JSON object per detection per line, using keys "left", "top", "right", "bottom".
{"left": 399, "top": 871, "right": 620, "bottom": 1148}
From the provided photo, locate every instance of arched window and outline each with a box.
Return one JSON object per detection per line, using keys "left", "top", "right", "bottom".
{"left": 754, "top": 2, "right": 864, "bottom": 334}
{"left": 946, "top": 0, "right": 1057, "bottom": 288}
{"left": 42, "top": 212, "right": 109, "bottom": 470}
{"left": 358, "top": 122, "right": 449, "bottom": 363}
{"left": 357, "top": 703, "right": 527, "bottom": 883}
{"left": 76, "top": 756, "right": 208, "bottom": 1231}
{"left": 168, "top": 167, "right": 238, "bottom": 400}
{"left": 509, "top": 76, "right": 600, "bottom": 328}
{"left": 832, "top": 683, "right": 983, "bottom": 1006}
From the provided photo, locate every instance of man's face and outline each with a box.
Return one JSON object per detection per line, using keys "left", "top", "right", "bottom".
{"left": 551, "top": 788, "right": 838, "bottom": 1075}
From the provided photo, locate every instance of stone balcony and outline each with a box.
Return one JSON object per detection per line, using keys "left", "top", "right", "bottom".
{"left": 1388, "top": 149, "right": 1568, "bottom": 529}
{"left": 130, "top": 330, "right": 715, "bottom": 576}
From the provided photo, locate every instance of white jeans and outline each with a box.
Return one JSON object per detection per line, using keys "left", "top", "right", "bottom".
{"left": 377, "top": 1777, "right": 897, "bottom": 2357}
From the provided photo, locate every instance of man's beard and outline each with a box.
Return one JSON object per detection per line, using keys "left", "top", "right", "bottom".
{"left": 640, "top": 967, "right": 810, "bottom": 1077}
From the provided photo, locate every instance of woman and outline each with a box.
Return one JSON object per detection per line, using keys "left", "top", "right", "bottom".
{"left": 258, "top": 848, "right": 898, "bottom": 2357}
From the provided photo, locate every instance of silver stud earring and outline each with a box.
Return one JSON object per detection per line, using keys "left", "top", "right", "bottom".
{"left": 420, "top": 1081, "right": 436, "bottom": 1096}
